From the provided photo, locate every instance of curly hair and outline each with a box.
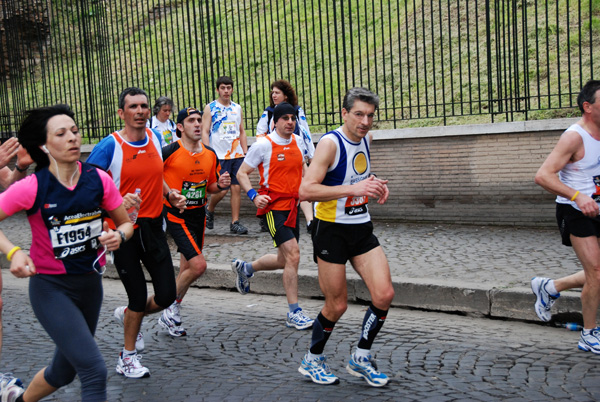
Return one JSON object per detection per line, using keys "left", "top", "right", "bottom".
{"left": 269, "top": 80, "right": 298, "bottom": 108}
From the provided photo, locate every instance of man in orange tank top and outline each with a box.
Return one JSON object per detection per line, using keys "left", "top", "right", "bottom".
{"left": 87, "top": 87, "right": 179, "bottom": 379}
{"left": 233, "top": 102, "right": 314, "bottom": 330}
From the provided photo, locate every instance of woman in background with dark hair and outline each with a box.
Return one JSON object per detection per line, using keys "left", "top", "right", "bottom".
{"left": 256, "top": 80, "right": 315, "bottom": 232}
{"left": 147, "top": 96, "right": 176, "bottom": 146}
{"left": 0, "top": 104, "right": 133, "bottom": 402}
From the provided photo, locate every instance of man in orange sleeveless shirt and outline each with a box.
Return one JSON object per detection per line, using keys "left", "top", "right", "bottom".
{"left": 234, "top": 102, "right": 314, "bottom": 330}
{"left": 87, "top": 87, "right": 178, "bottom": 379}
{"left": 160, "top": 107, "right": 231, "bottom": 337}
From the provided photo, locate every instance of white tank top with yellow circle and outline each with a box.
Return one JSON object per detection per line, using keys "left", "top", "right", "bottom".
{"left": 315, "top": 127, "right": 371, "bottom": 224}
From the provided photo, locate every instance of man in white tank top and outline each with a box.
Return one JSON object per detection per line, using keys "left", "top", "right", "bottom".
{"left": 297, "top": 88, "right": 393, "bottom": 387}
{"left": 532, "top": 80, "right": 600, "bottom": 354}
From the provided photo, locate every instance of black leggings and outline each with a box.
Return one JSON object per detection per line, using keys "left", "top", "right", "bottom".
{"left": 29, "top": 273, "right": 106, "bottom": 402}
{"left": 113, "top": 218, "right": 176, "bottom": 312}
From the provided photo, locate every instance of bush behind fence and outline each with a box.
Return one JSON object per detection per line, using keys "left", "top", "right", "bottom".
{"left": 0, "top": 0, "right": 597, "bottom": 141}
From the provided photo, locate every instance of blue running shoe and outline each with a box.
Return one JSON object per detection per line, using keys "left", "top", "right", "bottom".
{"left": 231, "top": 259, "right": 252, "bottom": 294}
{"left": 346, "top": 354, "right": 389, "bottom": 387}
{"left": 578, "top": 328, "right": 600, "bottom": 354}
{"left": 286, "top": 308, "right": 314, "bottom": 330}
{"left": 531, "top": 277, "right": 560, "bottom": 322}
{"left": 298, "top": 354, "right": 339, "bottom": 385}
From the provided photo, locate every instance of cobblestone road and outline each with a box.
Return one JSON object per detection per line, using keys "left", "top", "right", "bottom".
{"left": 1, "top": 274, "right": 599, "bottom": 401}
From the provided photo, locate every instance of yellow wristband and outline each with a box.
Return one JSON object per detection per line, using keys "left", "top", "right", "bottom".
{"left": 6, "top": 246, "right": 21, "bottom": 261}
{"left": 570, "top": 191, "right": 580, "bottom": 201}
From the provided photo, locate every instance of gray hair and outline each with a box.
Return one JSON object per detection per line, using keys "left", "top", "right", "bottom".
{"left": 342, "top": 87, "right": 380, "bottom": 111}
{"left": 152, "top": 96, "right": 175, "bottom": 116}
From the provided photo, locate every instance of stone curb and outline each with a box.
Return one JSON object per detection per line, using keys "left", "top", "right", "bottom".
{"left": 97, "top": 261, "right": 584, "bottom": 323}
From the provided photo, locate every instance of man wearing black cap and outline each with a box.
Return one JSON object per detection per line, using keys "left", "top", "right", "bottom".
{"left": 233, "top": 102, "right": 314, "bottom": 330}
{"left": 160, "top": 107, "right": 231, "bottom": 337}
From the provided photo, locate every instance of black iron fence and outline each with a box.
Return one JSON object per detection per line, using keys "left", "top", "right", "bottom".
{"left": 0, "top": 0, "right": 597, "bottom": 141}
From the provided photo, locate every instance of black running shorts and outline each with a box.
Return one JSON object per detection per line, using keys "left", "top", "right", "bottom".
{"left": 264, "top": 209, "right": 300, "bottom": 247}
{"left": 164, "top": 206, "right": 206, "bottom": 260}
{"left": 311, "top": 218, "right": 380, "bottom": 264}
{"left": 556, "top": 203, "right": 600, "bottom": 247}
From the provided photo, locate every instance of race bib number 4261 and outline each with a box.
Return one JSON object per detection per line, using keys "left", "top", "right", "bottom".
{"left": 345, "top": 196, "right": 368, "bottom": 216}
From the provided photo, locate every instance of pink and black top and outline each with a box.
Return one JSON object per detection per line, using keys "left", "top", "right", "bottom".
{"left": 0, "top": 162, "right": 123, "bottom": 275}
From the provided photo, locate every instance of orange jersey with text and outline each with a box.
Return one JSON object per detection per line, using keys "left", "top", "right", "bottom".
{"left": 162, "top": 140, "right": 221, "bottom": 209}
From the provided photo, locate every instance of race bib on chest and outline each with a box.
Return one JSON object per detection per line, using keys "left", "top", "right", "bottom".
{"left": 182, "top": 180, "right": 207, "bottom": 206}
{"left": 220, "top": 121, "right": 239, "bottom": 141}
{"left": 345, "top": 195, "right": 369, "bottom": 216}
{"left": 48, "top": 210, "right": 103, "bottom": 259}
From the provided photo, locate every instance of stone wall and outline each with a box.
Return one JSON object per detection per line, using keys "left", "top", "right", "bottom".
{"left": 81, "top": 118, "right": 576, "bottom": 227}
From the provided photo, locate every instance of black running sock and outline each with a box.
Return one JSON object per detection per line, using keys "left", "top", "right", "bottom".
{"left": 309, "top": 312, "right": 336, "bottom": 355}
{"left": 16, "top": 395, "right": 24, "bottom": 402}
{"left": 357, "top": 303, "right": 388, "bottom": 350}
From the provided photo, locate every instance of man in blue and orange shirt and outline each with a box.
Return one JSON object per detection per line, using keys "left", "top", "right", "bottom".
{"left": 87, "top": 87, "right": 178, "bottom": 379}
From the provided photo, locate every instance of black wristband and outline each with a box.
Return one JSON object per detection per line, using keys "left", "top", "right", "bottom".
{"left": 117, "top": 230, "right": 127, "bottom": 243}
{"left": 15, "top": 164, "right": 27, "bottom": 173}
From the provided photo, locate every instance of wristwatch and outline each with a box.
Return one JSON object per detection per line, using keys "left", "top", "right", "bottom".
{"left": 117, "top": 230, "right": 127, "bottom": 244}
{"left": 15, "top": 162, "right": 27, "bottom": 173}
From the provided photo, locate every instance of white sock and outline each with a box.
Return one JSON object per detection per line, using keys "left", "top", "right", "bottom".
{"left": 123, "top": 348, "right": 136, "bottom": 356}
{"left": 545, "top": 279, "right": 558, "bottom": 296}
{"left": 354, "top": 347, "right": 370, "bottom": 360}
{"left": 306, "top": 352, "right": 322, "bottom": 362}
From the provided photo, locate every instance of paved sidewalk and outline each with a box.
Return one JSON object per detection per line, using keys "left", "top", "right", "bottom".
{"left": 0, "top": 212, "right": 585, "bottom": 323}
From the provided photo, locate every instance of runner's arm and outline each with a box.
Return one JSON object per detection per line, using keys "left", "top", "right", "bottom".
{"left": 535, "top": 129, "right": 598, "bottom": 216}
{"left": 300, "top": 138, "right": 388, "bottom": 203}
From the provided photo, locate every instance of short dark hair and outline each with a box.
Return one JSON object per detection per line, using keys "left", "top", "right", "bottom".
{"left": 118, "top": 87, "right": 148, "bottom": 110}
{"left": 18, "top": 104, "right": 75, "bottom": 171}
{"left": 342, "top": 87, "right": 380, "bottom": 111}
{"left": 152, "top": 96, "right": 175, "bottom": 116}
{"left": 216, "top": 76, "right": 233, "bottom": 89}
{"left": 270, "top": 80, "right": 298, "bottom": 108}
{"left": 577, "top": 80, "right": 600, "bottom": 114}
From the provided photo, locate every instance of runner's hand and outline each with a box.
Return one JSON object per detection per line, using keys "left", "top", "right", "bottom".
{"left": 219, "top": 171, "right": 231, "bottom": 189}
{"left": 123, "top": 192, "right": 142, "bottom": 210}
{"left": 168, "top": 189, "right": 187, "bottom": 213}
{"left": 99, "top": 221, "right": 122, "bottom": 251}
{"left": 253, "top": 194, "right": 271, "bottom": 209}
{"left": 575, "top": 193, "right": 599, "bottom": 217}
{"left": 353, "top": 175, "right": 389, "bottom": 204}
{"left": 9, "top": 250, "right": 36, "bottom": 277}
{"left": 0, "top": 138, "right": 20, "bottom": 169}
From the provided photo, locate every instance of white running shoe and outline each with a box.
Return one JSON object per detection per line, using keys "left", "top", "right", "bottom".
{"left": 0, "top": 373, "right": 24, "bottom": 402}
{"left": 113, "top": 306, "right": 145, "bottom": 352}
{"left": 298, "top": 354, "right": 339, "bottom": 385}
{"left": 531, "top": 277, "right": 560, "bottom": 322}
{"left": 286, "top": 308, "right": 314, "bottom": 330}
{"left": 346, "top": 353, "right": 389, "bottom": 387}
{"left": 116, "top": 352, "right": 150, "bottom": 379}
{"left": 164, "top": 301, "right": 182, "bottom": 326}
{"left": 158, "top": 311, "right": 187, "bottom": 337}
{"left": 578, "top": 328, "right": 600, "bottom": 354}
{"left": 231, "top": 259, "right": 252, "bottom": 294}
